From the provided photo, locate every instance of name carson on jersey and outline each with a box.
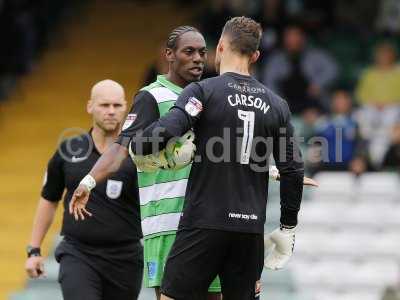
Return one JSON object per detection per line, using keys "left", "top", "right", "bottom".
{"left": 227, "top": 93, "right": 270, "bottom": 114}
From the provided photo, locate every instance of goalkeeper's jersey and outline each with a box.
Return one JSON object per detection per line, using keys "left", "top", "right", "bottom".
{"left": 117, "top": 75, "right": 189, "bottom": 239}
{"left": 130, "top": 72, "right": 305, "bottom": 233}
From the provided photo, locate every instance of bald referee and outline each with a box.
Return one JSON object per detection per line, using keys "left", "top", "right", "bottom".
{"left": 25, "top": 80, "right": 143, "bottom": 300}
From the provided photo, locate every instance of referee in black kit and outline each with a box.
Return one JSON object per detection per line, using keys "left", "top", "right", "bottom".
{"left": 25, "top": 80, "right": 143, "bottom": 300}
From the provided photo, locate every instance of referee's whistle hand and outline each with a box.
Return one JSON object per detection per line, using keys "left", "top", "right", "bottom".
{"left": 25, "top": 256, "right": 46, "bottom": 279}
{"left": 69, "top": 185, "right": 92, "bottom": 221}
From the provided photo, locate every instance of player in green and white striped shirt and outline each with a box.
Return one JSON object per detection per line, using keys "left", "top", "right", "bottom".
{"left": 70, "top": 26, "right": 221, "bottom": 300}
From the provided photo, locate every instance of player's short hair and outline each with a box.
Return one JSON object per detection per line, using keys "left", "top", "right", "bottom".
{"left": 222, "top": 16, "right": 262, "bottom": 56}
{"left": 166, "top": 26, "right": 200, "bottom": 49}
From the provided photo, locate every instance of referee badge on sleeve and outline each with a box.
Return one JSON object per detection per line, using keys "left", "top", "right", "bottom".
{"left": 185, "top": 97, "right": 203, "bottom": 117}
{"left": 122, "top": 113, "right": 137, "bottom": 131}
{"left": 106, "top": 180, "right": 123, "bottom": 199}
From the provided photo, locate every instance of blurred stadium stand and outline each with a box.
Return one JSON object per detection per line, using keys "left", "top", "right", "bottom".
{"left": 293, "top": 171, "right": 400, "bottom": 300}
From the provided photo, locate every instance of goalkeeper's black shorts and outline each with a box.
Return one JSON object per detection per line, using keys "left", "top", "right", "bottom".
{"left": 161, "top": 227, "right": 264, "bottom": 300}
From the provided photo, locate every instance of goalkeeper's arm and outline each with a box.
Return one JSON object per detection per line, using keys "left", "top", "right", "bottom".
{"left": 272, "top": 105, "right": 304, "bottom": 227}
{"left": 264, "top": 102, "right": 304, "bottom": 270}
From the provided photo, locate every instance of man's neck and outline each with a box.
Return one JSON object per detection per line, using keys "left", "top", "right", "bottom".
{"left": 91, "top": 126, "right": 119, "bottom": 154}
{"left": 165, "top": 71, "right": 187, "bottom": 88}
{"left": 219, "top": 52, "right": 251, "bottom": 76}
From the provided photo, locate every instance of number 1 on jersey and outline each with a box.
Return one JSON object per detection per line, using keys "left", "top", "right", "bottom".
{"left": 238, "top": 110, "right": 255, "bottom": 164}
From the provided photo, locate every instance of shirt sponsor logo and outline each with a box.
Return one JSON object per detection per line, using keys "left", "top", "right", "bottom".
{"left": 185, "top": 97, "right": 203, "bottom": 117}
{"left": 147, "top": 261, "right": 157, "bottom": 280}
{"left": 122, "top": 113, "right": 137, "bottom": 131}
{"left": 106, "top": 179, "right": 123, "bottom": 199}
{"left": 228, "top": 212, "right": 258, "bottom": 220}
{"left": 228, "top": 82, "right": 266, "bottom": 94}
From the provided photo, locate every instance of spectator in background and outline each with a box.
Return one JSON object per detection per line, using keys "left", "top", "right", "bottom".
{"left": 376, "top": 0, "right": 400, "bottom": 35}
{"left": 201, "top": 46, "right": 218, "bottom": 79}
{"left": 0, "top": 0, "right": 78, "bottom": 100}
{"left": 382, "top": 285, "right": 400, "bottom": 300}
{"left": 1, "top": 0, "right": 37, "bottom": 75}
{"left": 142, "top": 44, "right": 168, "bottom": 87}
{"left": 256, "top": 0, "right": 287, "bottom": 72}
{"left": 356, "top": 42, "right": 400, "bottom": 107}
{"left": 312, "top": 90, "right": 365, "bottom": 172}
{"left": 262, "top": 25, "right": 338, "bottom": 115}
{"left": 195, "top": 0, "right": 232, "bottom": 45}
{"left": 382, "top": 123, "right": 400, "bottom": 171}
{"left": 334, "top": 0, "right": 378, "bottom": 34}
{"left": 355, "top": 42, "right": 400, "bottom": 167}
{"left": 381, "top": 265, "right": 400, "bottom": 300}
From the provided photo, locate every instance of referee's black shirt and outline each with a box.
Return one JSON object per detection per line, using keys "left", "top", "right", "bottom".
{"left": 42, "top": 131, "right": 142, "bottom": 246}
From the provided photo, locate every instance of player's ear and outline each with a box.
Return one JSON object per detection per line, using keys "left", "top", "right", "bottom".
{"left": 250, "top": 50, "right": 260, "bottom": 64}
{"left": 87, "top": 100, "right": 93, "bottom": 114}
{"left": 216, "top": 38, "right": 224, "bottom": 54}
{"left": 165, "top": 48, "right": 175, "bottom": 63}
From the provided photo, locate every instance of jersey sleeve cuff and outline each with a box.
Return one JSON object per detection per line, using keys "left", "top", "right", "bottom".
{"left": 280, "top": 208, "right": 299, "bottom": 227}
{"left": 40, "top": 191, "right": 62, "bottom": 202}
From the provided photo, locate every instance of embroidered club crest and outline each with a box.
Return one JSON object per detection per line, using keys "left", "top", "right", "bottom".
{"left": 106, "top": 179, "right": 123, "bottom": 199}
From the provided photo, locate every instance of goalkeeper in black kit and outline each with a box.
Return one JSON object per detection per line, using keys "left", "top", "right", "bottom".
{"left": 131, "top": 16, "right": 305, "bottom": 300}
{"left": 82, "top": 17, "right": 306, "bottom": 300}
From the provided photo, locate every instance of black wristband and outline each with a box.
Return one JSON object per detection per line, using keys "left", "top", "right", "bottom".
{"left": 27, "top": 246, "right": 41, "bottom": 258}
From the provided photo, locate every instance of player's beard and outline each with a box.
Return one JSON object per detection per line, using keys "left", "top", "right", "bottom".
{"left": 95, "top": 119, "right": 119, "bottom": 134}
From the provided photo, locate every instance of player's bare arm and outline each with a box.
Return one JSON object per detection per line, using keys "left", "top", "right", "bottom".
{"left": 69, "top": 143, "right": 128, "bottom": 220}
